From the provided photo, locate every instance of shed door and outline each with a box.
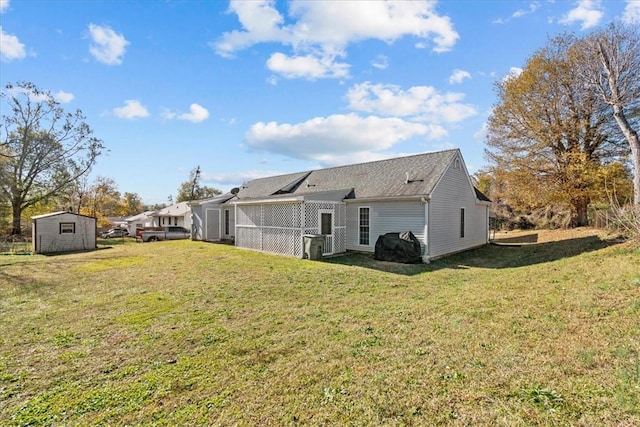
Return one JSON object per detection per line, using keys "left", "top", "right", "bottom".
{"left": 206, "top": 209, "right": 221, "bottom": 241}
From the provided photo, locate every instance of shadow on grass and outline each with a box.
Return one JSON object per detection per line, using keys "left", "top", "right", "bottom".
{"left": 325, "top": 235, "right": 620, "bottom": 276}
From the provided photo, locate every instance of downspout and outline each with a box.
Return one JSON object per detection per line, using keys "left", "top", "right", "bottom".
{"left": 421, "top": 197, "right": 430, "bottom": 263}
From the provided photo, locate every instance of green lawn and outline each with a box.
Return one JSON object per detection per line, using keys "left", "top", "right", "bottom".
{"left": 1, "top": 229, "right": 639, "bottom": 426}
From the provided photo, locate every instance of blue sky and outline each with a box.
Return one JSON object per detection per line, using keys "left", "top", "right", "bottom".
{"left": 1, "top": 0, "right": 638, "bottom": 205}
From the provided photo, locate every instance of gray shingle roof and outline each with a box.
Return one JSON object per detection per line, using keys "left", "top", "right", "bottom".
{"left": 235, "top": 149, "right": 461, "bottom": 201}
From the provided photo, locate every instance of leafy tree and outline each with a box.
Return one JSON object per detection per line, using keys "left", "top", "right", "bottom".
{"left": 485, "top": 35, "right": 628, "bottom": 226}
{"left": 175, "top": 166, "right": 222, "bottom": 202}
{"left": 0, "top": 82, "right": 105, "bottom": 234}
{"left": 121, "top": 192, "right": 144, "bottom": 216}
{"left": 576, "top": 23, "right": 640, "bottom": 205}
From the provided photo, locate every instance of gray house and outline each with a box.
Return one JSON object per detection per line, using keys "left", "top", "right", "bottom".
{"left": 32, "top": 211, "right": 97, "bottom": 254}
{"left": 192, "top": 149, "right": 490, "bottom": 261}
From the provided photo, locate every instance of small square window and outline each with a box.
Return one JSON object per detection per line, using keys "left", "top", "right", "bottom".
{"left": 60, "top": 222, "right": 75, "bottom": 234}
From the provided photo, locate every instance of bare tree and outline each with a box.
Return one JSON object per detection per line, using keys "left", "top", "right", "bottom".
{"left": 0, "top": 82, "right": 105, "bottom": 234}
{"left": 578, "top": 23, "right": 640, "bottom": 205}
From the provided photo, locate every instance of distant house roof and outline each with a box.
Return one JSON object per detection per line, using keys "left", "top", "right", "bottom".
{"left": 151, "top": 201, "right": 191, "bottom": 217}
{"left": 233, "top": 149, "right": 474, "bottom": 202}
{"left": 124, "top": 210, "right": 156, "bottom": 222}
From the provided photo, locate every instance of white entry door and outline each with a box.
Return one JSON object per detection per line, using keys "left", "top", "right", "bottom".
{"left": 206, "top": 209, "right": 221, "bottom": 241}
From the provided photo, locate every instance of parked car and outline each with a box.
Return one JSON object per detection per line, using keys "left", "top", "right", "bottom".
{"left": 101, "top": 228, "right": 129, "bottom": 238}
{"left": 139, "top": 226, "right": 190, "bottom": 242}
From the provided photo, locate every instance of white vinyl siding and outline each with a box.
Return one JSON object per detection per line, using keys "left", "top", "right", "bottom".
{"left": 32, "top": 213, "right": 96, "bottom": 254}
{"left": 428, "top": 157, "right": 488, "bottom": 258}
{"left": 346, "top": 201, "right": 424, "bottom": 253}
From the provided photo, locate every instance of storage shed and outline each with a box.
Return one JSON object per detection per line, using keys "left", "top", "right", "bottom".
{"left": 32, "top": 211, "right": 97, "bottom": 254}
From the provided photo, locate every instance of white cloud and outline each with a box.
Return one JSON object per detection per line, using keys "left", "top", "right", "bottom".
{"left": 449, "top": 69, "right": 471, "bottom": 84}
{"left": 214, "top": 0, "right": 458, "bottom": 80}
{"left": 623, "top": 0, "right": 640, "bottom": 24}
{"left": 0, "top": 0, "right": 10, "bottom": 13}
{"left": 371, "top": 54, "right": 389, "bottom": 70}
{"left": 88, "top": 23, "right": 129, "bottom": 65}
{"left": 266, "top": 52, "right": 350, "bottom": 80}
{"left": 245, "top": 113, "right": 429, "bottom": 164}
{"left": 512, "top": 2, "right": 540, "bottom": 18}
{"left": 112, "top": 100, "right": 149, "bottom": 119}
{"left": 162, "top": 104, "right": 210, "bottom": 123}
{"left": 0, "top": 26, "right": 25, "bottom": 62}
{"left": 53, "top": 91, "right": 74, "bottom": 103}
{"left": 179, "top": 104, "right": 209, "bottom": 123}
{"left": 559, "top": 0, "right": 603, "bottom": 30}
{"left": 6, "top": 85, "right": 73, "bottom": 103}
{"left": 346, "top": 81, "right": 476, "bottom": 123}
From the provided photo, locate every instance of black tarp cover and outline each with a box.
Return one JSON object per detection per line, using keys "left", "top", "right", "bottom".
{"left": 374, "top": 231, "right": 422, "bottom": 264}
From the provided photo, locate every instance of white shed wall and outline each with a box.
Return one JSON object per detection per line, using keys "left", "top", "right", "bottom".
{"left": 33, "top": 213, "right": 96, "bottom": 254}
{"left": 346, "top": 201, "right": 425, "bottom": 253}
{"left": 428, "top": 162, "right": 488, "bottom": 259}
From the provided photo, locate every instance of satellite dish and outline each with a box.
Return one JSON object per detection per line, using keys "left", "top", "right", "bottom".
{"left": 230, "top": 187, "right": 240, "bottom": 195}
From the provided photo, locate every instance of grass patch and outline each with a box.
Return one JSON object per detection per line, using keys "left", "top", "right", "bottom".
{"left": 1, "top": 229, "right": 639, "bottom": 425}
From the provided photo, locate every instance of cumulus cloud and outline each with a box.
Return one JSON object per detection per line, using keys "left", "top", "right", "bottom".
{"left": 346, "top": 81, "right": 476, "bottom": 123}
{"left": 245, "top": 113, "right": 429, "bottom": 164}
{"left": 162, "top": 103, "right": 210, "bottom": 123}
{"left": 0, "top": 26, "right": 25, "bottom": 62}
{"left": 213, "top": 0, "right": 458, "bottom": 80}
{"left": 623, "top": 0, "right": 640, "bottom": 24}
{"left": 448, "top": 69, "right": 471, "bottom": 84}
{"left": 266, "top": 52, "right": 350, "bottom": 80}
{"left": 559, "top": 0, "right": 603, "bottom": 30}
{"left": 112, "top": 100, "right": 149, "bottom": 119}
{"left": 88, "top": 23, "right": 129, "bottom": 65}
{"left": 0, "top": 0, "right": 9, "bottom": 13}
{"left": 53, "top": 91, "right": 74, "bottom": 103}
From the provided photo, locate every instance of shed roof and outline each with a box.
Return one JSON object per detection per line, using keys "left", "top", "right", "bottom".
{"left": 234, "top": 149, "right": 462, "bottom": 202}
{"left": 31, "top": 211, "right": 96, "bottom": 220}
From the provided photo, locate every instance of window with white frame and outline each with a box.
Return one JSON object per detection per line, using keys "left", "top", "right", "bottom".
{"left": 224, "top": 209, "right": 230, "bottom": 235}
{"left": 359, "top": 207, "right": 370, "bottom": 245}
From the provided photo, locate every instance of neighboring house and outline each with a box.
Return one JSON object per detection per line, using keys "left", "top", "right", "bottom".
{"left": 32, "top": 211, "right": 97, "bottom": 254}
{"left": 192, "top": 149, "right": 491, "bottom": 261}
{"left": 151, "top": 202, "right": 192, "bottom": 230}
{"left": 124, "top": 210, "right": 156, "bottom": 236}
{"left": 189, "top": 194, "right": 236, "bottom": 242}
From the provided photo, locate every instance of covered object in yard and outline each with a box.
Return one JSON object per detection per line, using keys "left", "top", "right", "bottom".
{"left": 32, "top": 211, "right": 97, "bottom": 254}
{"left": 374, "top": 231, "right": 422, "bottom": 264}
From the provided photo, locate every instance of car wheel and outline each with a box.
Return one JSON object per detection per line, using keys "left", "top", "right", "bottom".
{"left": 148, "top": 236, "right": 158, "bottom": 242}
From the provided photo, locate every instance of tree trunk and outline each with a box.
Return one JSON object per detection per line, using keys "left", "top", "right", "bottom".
{"left": 11, "top": 201, "right": 23, "bottom": 235}
{"left": 612, "top": 104, "right": 640, "bottom": 205}
{"left": 571, "top": 197, "right": 590, "bottom": 227}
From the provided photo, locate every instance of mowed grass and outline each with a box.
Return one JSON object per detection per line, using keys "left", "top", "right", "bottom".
{"left": 1, "top": 229, "right": 639, "bottom": 426}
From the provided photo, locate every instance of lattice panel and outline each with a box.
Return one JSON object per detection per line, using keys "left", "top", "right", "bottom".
{"left": 236, "top": 226, "right": 261, "bottom": 250}
{"left": 304, "top": 202, "right": 346, "bottom": 228}
{"left": 262, "top": 204, "right": 301, "bottom": 228}
{"left": 262, "top": 228, "right": 303, "bottom": 257}
{"left": 236, "top": 205, "right": 262, "bottom": 227}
